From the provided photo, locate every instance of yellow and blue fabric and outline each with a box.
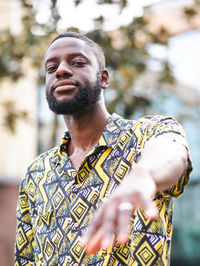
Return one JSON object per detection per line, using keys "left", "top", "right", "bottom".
{"left": 15, "top": 114, "right": 192, "bottom": 265}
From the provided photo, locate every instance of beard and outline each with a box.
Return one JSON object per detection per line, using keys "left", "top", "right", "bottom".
{"left": 46, "top": 75, "right": 102, "bottom": 115}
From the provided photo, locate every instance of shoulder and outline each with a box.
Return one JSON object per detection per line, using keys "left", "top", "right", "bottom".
{"left": 115, "top": 113, "right": 179, "bottom": 128}
{"left": 116, "top": 114, "right": 183, "bottom": 135}
{"left": 27, "top": 146, "right": 59, "bottom": 172}
{"left": 17, "top": 146, "right": 60, "bottom": 205}
{"left": 136, "top": 114, "right": 179, "bottom": 126}
{"left": 20, "top": 146, "right": 59, "bottom": 189}
{"left": 116, "top": 114, "right": 186, "bottom": 151}
{"left": 132, "top": 115, "right": 185, "bottom": 137}
{"left": 111, "top": 114, "right": 184, "bottom": 142}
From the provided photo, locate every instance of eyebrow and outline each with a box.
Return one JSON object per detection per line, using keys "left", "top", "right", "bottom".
{"left": 45, "top": 53, "right": 90, "bottom": 68}
{"left": 45, "top": 57, "right": 58, "bottom": 67}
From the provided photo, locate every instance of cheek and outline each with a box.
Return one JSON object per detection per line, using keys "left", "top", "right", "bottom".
{"left": 80, "top": 70, "right": 98, "bottom": 85}
{"left": 45, "top": 75, "right": 53, "bottom": 93}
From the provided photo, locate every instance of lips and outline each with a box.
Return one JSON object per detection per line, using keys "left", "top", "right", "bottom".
{"left": 53, "top": 80, "right": 77, "bottom": 93}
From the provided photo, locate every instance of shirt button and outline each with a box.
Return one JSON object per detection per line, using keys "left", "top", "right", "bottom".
{"left": 74, "top": 263, "right": 79, "bottom": 266}
{"left": 74, "top": 222, "right": 79, "bottom": 228}
{"left": 75, "top": 184, "right": 80, "bottom": 189}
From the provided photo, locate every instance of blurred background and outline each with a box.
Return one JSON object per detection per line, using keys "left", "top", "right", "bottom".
{"left": 0, "top": 0, "right": 199, "bottom": 265}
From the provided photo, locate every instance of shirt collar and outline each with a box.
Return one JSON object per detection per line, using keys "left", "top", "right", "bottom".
{"left": 97, "top": 113, "right": 124, "bottom": 149}
{"left": 55, "top": 113, "right": 124, "bottom": 166}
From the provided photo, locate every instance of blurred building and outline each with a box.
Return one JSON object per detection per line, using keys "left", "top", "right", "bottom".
{"left": 0, "top": 1, "right": 38, "bottom": 265}
{"left": 143, "top": 1, "right": 200, "bottom": 265}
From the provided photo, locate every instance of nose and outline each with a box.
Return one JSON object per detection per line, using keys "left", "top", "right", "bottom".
{"left": 56, "top": 61, "right": 73, "bottom": 79}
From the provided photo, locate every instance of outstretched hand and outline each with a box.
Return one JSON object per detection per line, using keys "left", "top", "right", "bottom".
{"left": 81, "top": 167, "right": 158, "bottom": 255}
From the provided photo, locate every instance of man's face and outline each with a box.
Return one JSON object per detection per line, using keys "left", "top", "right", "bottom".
{"left": 44, "top": 37, "right": 102, "bottom": 114}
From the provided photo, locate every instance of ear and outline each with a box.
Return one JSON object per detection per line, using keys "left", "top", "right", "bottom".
{"left": 101, "top": 69, "right": 109, "bottom": 89}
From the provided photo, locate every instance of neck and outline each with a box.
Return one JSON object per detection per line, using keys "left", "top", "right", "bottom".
{"left": 63, "top": 98, "right": 110, "bottom": 153}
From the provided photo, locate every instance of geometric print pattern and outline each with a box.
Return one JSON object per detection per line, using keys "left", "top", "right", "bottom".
{"left": 15, "top": 114, "right": 192, "bottom": 265}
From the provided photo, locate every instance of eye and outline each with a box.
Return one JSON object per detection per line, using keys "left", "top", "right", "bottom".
{"left": 46, "top": 65, "right": 57, "bottom": 73}
{"left": 72, "top": 61, "right": 86, "bottom": 67}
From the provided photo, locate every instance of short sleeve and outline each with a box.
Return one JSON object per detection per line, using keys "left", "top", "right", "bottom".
{"left": 136, "top": 115, "right": 192, "bottom": 198}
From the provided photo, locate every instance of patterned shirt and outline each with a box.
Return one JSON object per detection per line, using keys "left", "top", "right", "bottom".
{"left": 15, "top": 114, "right": 192, "bottom": 266}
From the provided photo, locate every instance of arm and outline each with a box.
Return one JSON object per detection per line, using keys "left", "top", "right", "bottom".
{"left": 81, "top": 135, "right": 189, "bottom": 254}
{"left": 135, "top": 135, "right": 188, "bottom": 193}
{"left": 15, "top": 177, "right": 35, "bottom": 265}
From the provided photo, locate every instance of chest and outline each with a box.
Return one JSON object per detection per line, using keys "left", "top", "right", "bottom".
{"left": 69, "top": 149, "right": 91, "bottom": 172}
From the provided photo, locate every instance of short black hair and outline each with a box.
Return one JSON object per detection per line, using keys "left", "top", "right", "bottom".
{"left": 50, "top": 32, "right": 106, "bottom": 71}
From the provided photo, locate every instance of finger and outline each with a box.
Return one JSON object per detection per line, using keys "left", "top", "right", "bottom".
{"left": 128, "top": 191, "right": 158, "bottom": 220}
{"left": 85, "top": 230, "right": 103, "bottom": 255}
{"left": 100, "top": 202, "right": 118, "bottom": 250}
{"left": 136, "top": 194, "right": 158, "bottom": 219}
{"left": 81, "top": 204, "right": 106, "bottom": 246}
{"left": 117, "top": 205, "right": 134, "bottom": 244}
{"left": 82, "top": 201, "right": 118, "bottom": 254}
{"left": 143, "top": 199, "right": 158, "bottom": 219}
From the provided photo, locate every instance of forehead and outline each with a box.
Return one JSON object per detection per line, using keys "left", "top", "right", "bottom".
{"left": 45, "top": 37, "right": 96, "bottom": 62}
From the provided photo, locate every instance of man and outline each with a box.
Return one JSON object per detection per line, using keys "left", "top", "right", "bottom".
{"left": 15, "top": 32, "right": 192, "bottom": 265}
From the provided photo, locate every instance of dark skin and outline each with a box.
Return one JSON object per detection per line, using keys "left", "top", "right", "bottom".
{"left": 45, "top": 37, "right": 188, "bottom": 254}
{"left": 45, "top": 37, "right": 110, "bottom": 170}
